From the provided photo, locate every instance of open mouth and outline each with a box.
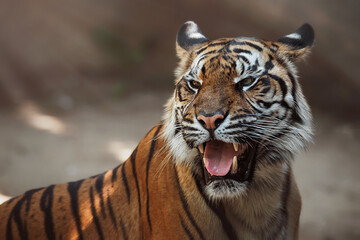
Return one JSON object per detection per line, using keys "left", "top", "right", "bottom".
{"left": 197, "top": 140, "right": 258, "bottom": 185}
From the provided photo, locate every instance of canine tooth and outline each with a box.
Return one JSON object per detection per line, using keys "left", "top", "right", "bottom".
{"left": 198, "top": 144, "right": 204, "bottom": 154}
{"left": 233, "top": 143, "right": 239, "bottom": 152}
{"left": 203, "top": 157, "right": 206, "bottom": 165}
{"left": 231, "top": 156, "right": 238, "bottom": 174}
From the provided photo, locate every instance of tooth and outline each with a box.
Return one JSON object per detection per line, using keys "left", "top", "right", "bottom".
{"left": 233, "top": 143, "right": 239, "bottom": 152}
{"left": 231, "top": 156, "right": 238, "bottom": 174}
{"left": 198, "top": 144, "right": 204, "bottom": 154}
{"left": 203, "top": 157, "right": 206, "bottom": 165}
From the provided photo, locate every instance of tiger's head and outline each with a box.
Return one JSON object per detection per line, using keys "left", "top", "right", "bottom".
{"left": 163, "top": 21, "right": 314, "bottom": 200}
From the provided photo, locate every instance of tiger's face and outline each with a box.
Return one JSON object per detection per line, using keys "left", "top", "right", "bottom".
{"left": 163, "top": 21, "right": 314, "bottom": 200}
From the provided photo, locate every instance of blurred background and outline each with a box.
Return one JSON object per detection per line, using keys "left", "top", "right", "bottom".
{"left": 0, "top": 0, "right": 359, "bottom": 239}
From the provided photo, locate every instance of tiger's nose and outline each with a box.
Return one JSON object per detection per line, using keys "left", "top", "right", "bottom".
{"left": 197, "top": 113, "right": 225, "bottom": 130}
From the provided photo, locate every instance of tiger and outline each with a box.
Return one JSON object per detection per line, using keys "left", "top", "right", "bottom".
{"left": 0, "top": 21, "right": 314, "bottom": 240}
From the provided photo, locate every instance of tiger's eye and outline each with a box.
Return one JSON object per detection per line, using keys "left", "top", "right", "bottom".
{"left": 241, "top": 77, "right": 255, "bottom": 87}
{"left": 188, "top": 80, "right": 201, "bottom": 90}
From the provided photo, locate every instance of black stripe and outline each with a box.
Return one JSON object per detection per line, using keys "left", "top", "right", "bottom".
{"left": 185, "top": 140, "right": 196, "bottom": 149}
{"left": 260, "top": 76, "right": 270, "bottom": 86}
{"left": 245, "top": 42, "right": 263, "bottom": 52}
{"left": 246, "top": 99, "right": 262, "bottom": 114}
{"left": 287, "top": 72, "right": 303, "bottom": 124}
{"left": 208, "top": 40, "right": 232, "bottom": 48}
{"left": 177, "top": 84, "right": 183, "bottom": 102}
{"left": 261, "top": 87, "right": 271, "bottom": 94}
{"left": 111, "top": 165, "right": 120, "bottom": 183}
{"left": 288, "top": 72, "right": 297, "bottom": 100}
{"left": 281, "top": 170, "right": 291, "bottom": 232}
{"left": 268, "top": 74, "right": 288, "bottom": 99}
{"left": 193, "top": 177, "right": 238, "bottom": 240}
{"left": 232, "top": 48, "right": 252, "bottom": 55}
{"left": 119, "top": 218, "right": 128, "bottom": 240}
{"left": 219, "top": 45, "right": 232, "bottom": 53}
{"left": 188, "top": 71, "right": 196, "bottom": 79}
{"left": 182, "top": 126, "right": 199, "bottom": 132}
{"left": 89, "top": 187, "right": 105, "bottom": 240}
{"left": 107, "top": 197, "right": 117, "bottom": 229}
{"left": 175, "top": 116, "right": 181, "bottom": 135}
{"left": 180, "top": 215, "right": 195, "bottom": 240}
{"left": 238, "top": 55, "right": 250, "bottom": 65}
{"left": 174, "top": 167, "right": 205, "bottom": 240}
{"left": 67, "top": 179, "right": 85, "bottom": 240}
{"left": 222, "top": 54, "right": 230, "bottom": 61}
{"left": 196, "top": 40, "right": 232, "bottom": 55}
{"left": 183, "top": 133, "right": 201, "bottom": 138}
{"left": 208, "top": 204, "right": 238, "bottom": 240}
{"left": 203, "top": 50, "right": 217, "bottom": 55}
{"left": 130, "top": 147, "right": 141, "bottom": 218}
{"left": 177, "top": 84, "right": 192, "bottom": 102}
{"left": 195, "top": 46, "right": 208, "bottom": 55}
{"left": 121, "top": 162, "right": 131, "bottom": 204}
{"left": 40, "top": 185, "right": 56, "bottom": 240}
{"left": 265, "top": 59, "right": 274, "bottom": 71}
{"left": 201, "top": 65, "right": 206, "bottom": 76}
{"left": 257, "top": 100, "right": 290, "bottom": 113}
{"left": 182, "top": 118, "right": 194, "bottom": 124}
{"left": 145, "top": 124, "right": 163, "bottom": 233}
{"left": 257, "top": 100, "right": 273, "bottom": 109}
{"left": 239, "top": 62, "right": 245, "bottom": 75}
{"left": 95, "top": 173, "right": 107, "bottom": 217}
{"left": 250, "top": 64, "right": 258, "bottom": 72}
{"left": 6, "top": 188, "right": 43, "bottom": 240}
{"left": 209, "top": 56, "right": 218, "bottom": 65}
{"left": 144, "top": 124, "right": 159, "bottom": 139}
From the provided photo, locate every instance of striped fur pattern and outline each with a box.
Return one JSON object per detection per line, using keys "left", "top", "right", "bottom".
{"left": 0, "top": 21, "right": 314, "bottom": 239}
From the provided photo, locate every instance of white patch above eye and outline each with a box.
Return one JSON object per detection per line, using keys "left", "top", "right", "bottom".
{"left": 234, "top": 76, "right": 241, "bottom": 84}
{"left": 285, "top": 33, "right": 301, "bottom": 40}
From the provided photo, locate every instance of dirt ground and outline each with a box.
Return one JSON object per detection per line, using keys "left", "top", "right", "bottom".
{"left": 0, "top": 92, "right": 359, "bottom": 240}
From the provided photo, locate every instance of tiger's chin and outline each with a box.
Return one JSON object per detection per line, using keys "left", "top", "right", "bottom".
{"left": 204, "top": 179, "right": 248, "bottom": 201}
{"left": 196, "top": 140, "right": 259, "bottom": 201}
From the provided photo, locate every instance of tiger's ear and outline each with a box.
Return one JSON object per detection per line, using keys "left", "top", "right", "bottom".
{"left": 176, "top": 21, "right": 208, "bottom": 58}
{"left": 275, "top": 23, "right": 315, "bottom": 62}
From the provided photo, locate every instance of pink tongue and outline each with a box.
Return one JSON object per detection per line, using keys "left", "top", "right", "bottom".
{"left": 204, "top": 141, "right": 236, "bottom": 176}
